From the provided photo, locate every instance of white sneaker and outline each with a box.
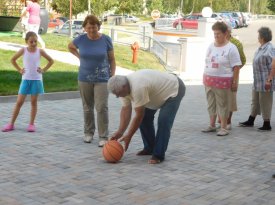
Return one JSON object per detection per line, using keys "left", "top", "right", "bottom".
{"left": 83, "top": 135, "right": 93, "bottom": 143}
{"left": 98, "top": 140, "right": 107, "bottom": 147}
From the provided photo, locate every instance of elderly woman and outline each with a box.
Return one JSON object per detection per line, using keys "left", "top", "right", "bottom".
{"left": 68, "top": 15, "right": 116, "bottom": 146}
{"left": 202, "top": 21, "right": 242, "bottom": 136}
{"left": 239, "top": 27, "right": 275, "bottom": 131}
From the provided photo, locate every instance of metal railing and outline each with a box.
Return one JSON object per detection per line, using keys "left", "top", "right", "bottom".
{"left": 102, "top": 27, "right": 179, "bottom": 71}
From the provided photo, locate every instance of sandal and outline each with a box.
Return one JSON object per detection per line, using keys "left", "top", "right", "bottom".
{"left": 2, "top": 124, "right": 15, "bottom": 132}
{"left": 148, "top": 156, "right": 164, "bottom": 164}
{"left": 136, "top": 149, "right": 152, "bottom": 156}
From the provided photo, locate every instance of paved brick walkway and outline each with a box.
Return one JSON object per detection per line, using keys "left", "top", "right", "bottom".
{"left": 0, "top": 83, "right": 275, "bottom": 205}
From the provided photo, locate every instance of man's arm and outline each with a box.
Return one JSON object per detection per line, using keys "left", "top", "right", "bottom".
{"left": 119, "top": 106, "right": 145, "bottom": 151}
{"left": 111, "top": 104, "right": 132, "bottom": 140}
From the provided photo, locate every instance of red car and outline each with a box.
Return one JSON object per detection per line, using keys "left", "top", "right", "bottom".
{"left": 173, "top": 13, "right": 203, "bottom": 29}
{"left": 48, "top": 18, "right": 64, "bottom": 28}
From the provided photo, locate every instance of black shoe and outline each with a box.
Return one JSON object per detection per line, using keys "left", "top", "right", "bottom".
{"left": 273, "top": 174, "right": 275, "bottom": 178}
{"left": 239, "top": 120, "right": 254, "bottom": 127}
{"left": 258, "top": 126, "right": 272, "bottom": 131}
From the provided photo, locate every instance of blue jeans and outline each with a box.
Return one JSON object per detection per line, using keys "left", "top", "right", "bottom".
{"left": 139, "top": 78, "right": 185, "bottom": 160}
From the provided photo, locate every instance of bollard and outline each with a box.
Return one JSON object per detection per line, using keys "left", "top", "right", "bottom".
{"left": 131, "top": 42, "right": 139, "bottom": 64}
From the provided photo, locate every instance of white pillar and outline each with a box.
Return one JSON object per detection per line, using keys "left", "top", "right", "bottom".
{"left": 197, "top": 17, "right": 216, "bottom": 40}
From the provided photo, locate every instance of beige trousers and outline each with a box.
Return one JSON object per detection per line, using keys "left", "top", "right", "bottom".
{"left": 78, "top": 81, "right": 109, "bottom": 139}
{"left": 205, "top": 86, "right": 232, "bottom": 119}
{"left": 250, "top": 90, "right": 273, "bottom": 120}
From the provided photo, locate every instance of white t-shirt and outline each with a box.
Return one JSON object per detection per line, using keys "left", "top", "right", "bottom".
{"left": 121, "top": 69, "right": 179, "bottom": 109}
{"left": 204, "top": 42, "right": 241, "bottom": 78}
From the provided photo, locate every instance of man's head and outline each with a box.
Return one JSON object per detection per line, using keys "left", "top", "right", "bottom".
{"left": 107, "top": 75, "right": 130, "bottom": 98}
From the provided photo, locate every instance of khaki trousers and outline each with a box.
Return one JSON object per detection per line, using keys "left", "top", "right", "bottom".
{"left": 78, "top": 81, "right": 109, "bottom": 139}
{"left": 250, "top": 90, "right": 273, "bottom": 120}
{"left": 205, "top": 86, "right": 231, "bottom": 119}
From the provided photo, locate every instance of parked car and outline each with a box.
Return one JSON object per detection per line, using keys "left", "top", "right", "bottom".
{"left": 48, "top": 18, "right": 64, "bottom": 28}
{"left": 242, "top": 12, "right": 252, "bottom": 26}
{"left": 219, "top": 13, "right": 237, "bottom": 29}
{"left": 125, "top": 15, "right": 139, "bottom": 23}
{"left": 173, "top": 13, "right": 203, "bottom": 29}
{"left": 56, "top": 16, "right": 69, "bottom": 23}
{"left": 221, "top": 11, "right": 244, "bottom": 28}
{"left": 53, "top": 19, "right": 84, "bottom": 38}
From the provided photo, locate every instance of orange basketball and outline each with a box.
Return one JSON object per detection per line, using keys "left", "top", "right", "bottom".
{"left": 102, "top": 140, "right": 124, "bottom": 163}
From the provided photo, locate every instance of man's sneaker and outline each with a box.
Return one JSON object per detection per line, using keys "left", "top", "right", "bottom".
{"left": 98, "top": 140, "right": 107, "bottom": 147}
{"left": 217, "top": 128, "right": 229, "bottom": 136}
{"left": 27, "top": 124, "right": 35, "bottom": 132}
{"left": 2, "top": 124, "right": 14, "bottom": 132}
{"left": 201, "top": 126, "right": 216, "bottom": 133}
{"left": 83, "top": 135, "right": 93, "bottom": 143}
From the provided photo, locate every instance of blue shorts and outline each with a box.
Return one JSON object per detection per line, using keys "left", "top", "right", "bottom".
{"left": 18, "top": 80, "right": 44, "bottom": 95}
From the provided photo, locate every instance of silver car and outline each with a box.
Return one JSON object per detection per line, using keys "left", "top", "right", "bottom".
{"left": 53, "top": 19, "right": 84, "bottom": 38}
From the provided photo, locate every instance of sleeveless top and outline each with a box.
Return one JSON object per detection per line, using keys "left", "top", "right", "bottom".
{"left": 22, "top": 47, "right": 42, "bottom": 80}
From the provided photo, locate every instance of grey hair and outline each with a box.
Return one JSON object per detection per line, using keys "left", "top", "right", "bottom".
{"left": 258, "top": 27, "right": 272, "bottom": 43}
{"left": 107, "top": 75, "right": 128, "bottom": 93}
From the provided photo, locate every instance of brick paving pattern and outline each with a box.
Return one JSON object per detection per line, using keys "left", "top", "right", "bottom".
{"left": 0, "top": 84, "right": 275, "bottom": 205}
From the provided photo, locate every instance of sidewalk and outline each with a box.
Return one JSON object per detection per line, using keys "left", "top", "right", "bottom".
{"left": 0, "top": 41, "right": 274, "bottom": 205}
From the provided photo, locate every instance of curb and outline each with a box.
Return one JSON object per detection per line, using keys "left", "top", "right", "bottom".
{"left": 0, "top": 91, "right": 80, "bottom": 103}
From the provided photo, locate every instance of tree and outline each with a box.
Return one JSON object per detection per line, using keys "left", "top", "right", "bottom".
{"left": 51, "top": 0, "right": 87, "bottom": 18}
{"left": 267, "top": 0, "right": 275, "bottom": 14}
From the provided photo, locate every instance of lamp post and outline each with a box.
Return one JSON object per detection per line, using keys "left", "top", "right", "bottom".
{"left": 69, "top": 0, "right": 72, "bottom": 38}
{"left": 180, "top": 0, "right": 183, "bottom": 15}
{"left": 88, "top": 0, "right": 91, "bottom": 14}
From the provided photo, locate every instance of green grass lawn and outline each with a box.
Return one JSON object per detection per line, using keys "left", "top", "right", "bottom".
{"left": 0, "top": 33, "right": 164, "bottom": 71}
{"left": 0, "top": 32, "right": 164, "bottom": 95}
{"left": 0, "top": 49, "right": 79, "bottom": 96}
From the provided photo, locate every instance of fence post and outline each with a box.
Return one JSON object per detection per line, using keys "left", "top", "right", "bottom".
{"left": 177, "top": 37, "right": 187, "bottom": 74}
{"left": 110, "top": 27, "right": 117, "bottom": 41}
{"left": 143, "top": 25, "right": 146, "bottom": 48}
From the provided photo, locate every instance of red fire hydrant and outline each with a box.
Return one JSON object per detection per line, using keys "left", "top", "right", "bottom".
{"left": 131, "top": 42, "right": 139, "bottom": 64}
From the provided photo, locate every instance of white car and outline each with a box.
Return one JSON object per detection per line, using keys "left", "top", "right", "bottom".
{"left": 125, "top": 15, "right": 139, "bottom": 23}
{"left": 53, "top": 19, "right": 84, "bottom": 38}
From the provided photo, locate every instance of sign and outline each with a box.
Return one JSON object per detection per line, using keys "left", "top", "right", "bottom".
{"left": 151, "top": 9, "right": 160, "bottom": 20}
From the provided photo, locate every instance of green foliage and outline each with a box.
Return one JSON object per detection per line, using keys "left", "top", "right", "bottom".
{"left": 51, "top": 0, "right": 88, "bottom": 18}
{"left": 267, "top": 0, "right": 275, "bottom": 14}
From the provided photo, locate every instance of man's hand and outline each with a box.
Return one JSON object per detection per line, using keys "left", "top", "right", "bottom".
{"left": 118, "top": 135, "right": 132, "bottom": 151}
{"left": 110, "top": 131, "right": 123, "bottom": 141}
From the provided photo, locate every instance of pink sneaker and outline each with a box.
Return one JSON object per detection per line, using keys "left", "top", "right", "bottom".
{"left": 2, "top": 124, "right": 15, "bottom": 132}
{"left": 27, "top": 124, "right": 35, "bottom": 132}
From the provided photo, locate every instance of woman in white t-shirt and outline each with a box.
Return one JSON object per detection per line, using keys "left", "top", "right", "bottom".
{"left": 202, "top": 21, "right": 242, "bottom": 136}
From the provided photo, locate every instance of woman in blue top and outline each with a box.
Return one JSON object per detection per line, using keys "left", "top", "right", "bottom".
{"left": 68, "top": 15, "right": 116, "bottom": 146}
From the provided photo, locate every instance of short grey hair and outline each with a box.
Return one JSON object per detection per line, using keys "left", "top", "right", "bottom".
{"left": 107, "top": 75, "right": 128, "bottom": 93}
{"left": 258, "top": 27, "right": 272, "bottom": 43}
